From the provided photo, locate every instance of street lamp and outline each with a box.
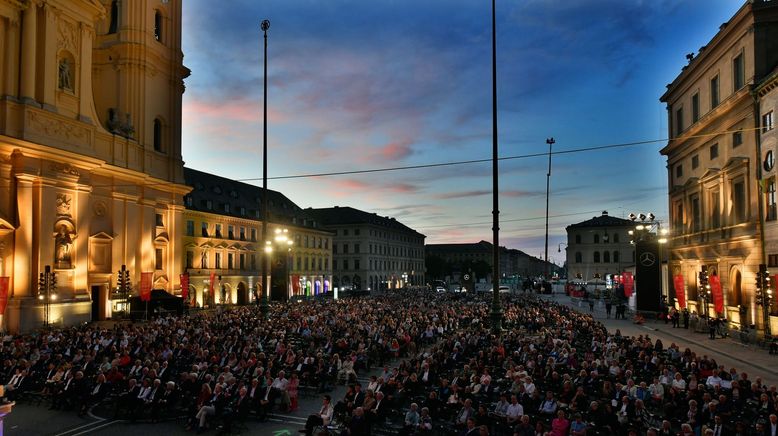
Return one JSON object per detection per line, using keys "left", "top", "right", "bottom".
{"left": 260, "top": 18, "right": 270, "bottom": 319}
{"left": 489, "top": 0, "right": 503, "bottom": 334}
{"left": 37, "top": 265, "right": 57, "bottom": 327}
{"left": 267, "top": 228, "right": 294, "bottom": 300}
{"left": 544, "top": 137, "right": 555, "bottom": 281}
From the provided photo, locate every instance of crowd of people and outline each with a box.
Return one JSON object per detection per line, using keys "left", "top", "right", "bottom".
{"left": 1, "top": 290, "right": 777, "bottom": 436}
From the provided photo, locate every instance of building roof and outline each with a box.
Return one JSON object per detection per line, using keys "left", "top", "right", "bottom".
{"left": 566, "top": 211, "right": 637, "bottom": 229}
{"left": 183, "top": 167, "right": 318, "bottom": 228}
{"left": 426, "top": 240, "right": 493, "bottom": 252}
{"left": 305, "top": 206, "right": 425, "bottom": 238}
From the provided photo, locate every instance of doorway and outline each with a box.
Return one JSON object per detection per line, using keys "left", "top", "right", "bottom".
{"left": 91, "top": 286, "right": 100, "bottom": 321}
{"left": 237, "top": 282, "right": 248, "bottom": 305}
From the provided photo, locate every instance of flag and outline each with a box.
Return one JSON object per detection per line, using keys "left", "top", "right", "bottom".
{"left": 209, "top": 271, "right": 216, "bottom": 296}
{"left": 140, "top": 272, "right": 153, "bottom": 302}
{"left": 709, "top": 274, "right": 724, "bottom": 314}
{"left": 180, "top": 273, "right": 189, "bottom": 300}
{"left": 673, "top": 275, "right": 686, "bottom": 309}
{"left": 0, "top": 277, "right": 9, "bottom": 315}
{"left": 623, "top": 272, "right": 634, "bottom": 297}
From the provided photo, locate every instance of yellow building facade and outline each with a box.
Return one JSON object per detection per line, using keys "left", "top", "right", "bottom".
{"left": 0, "top": 0, "right": 189, "bottom": 332}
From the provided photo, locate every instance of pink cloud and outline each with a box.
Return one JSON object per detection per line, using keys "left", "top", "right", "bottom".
{"left": 378, "top": 140, "right": 414, "bottom": 161}
{"left": 183, "top": 97, "right": 286, "bottom": 124}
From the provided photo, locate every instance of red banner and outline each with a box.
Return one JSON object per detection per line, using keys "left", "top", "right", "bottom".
{"left": 709, "top": 274, "right": 724, "bottom": 314}
{"left": 673, "top": 275, "right": 686, "bottom": 309}
{"left": 209, "top": 271, "right": 216, "bottom": 296}
{"left": 292, "top": 275, "right": 300, "bottom": 295}
{"left": 180, "top": 273, "right": 189, "bottom": 301}
{"left": 140, "top": 272, "right": 153, "bottom": 302}
{"left": 0, "top": 277, "right": 9, "bottom": 315}
{"left": 623, "top": 272, "right": 634, "bottom": 297}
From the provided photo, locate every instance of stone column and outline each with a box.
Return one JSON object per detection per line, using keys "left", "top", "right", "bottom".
{"left": 19, "top": 1, "right": 37, "bottom": 104}
{"left": 12, "top": 175, "right": 34, "bottom": 298}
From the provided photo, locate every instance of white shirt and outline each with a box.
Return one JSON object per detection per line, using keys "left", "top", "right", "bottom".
{"left": 506, "top": 403, "right": 523, "bottom": 418}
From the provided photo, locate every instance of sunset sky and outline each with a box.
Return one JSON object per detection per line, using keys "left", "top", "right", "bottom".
{"left": 181, "top": 0, "right": 741, "bottom": 263}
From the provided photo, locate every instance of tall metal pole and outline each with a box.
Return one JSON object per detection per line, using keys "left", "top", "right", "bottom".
{"left": 260, "top": 19, "right": 270, "bottom": 319}
{"left": 544, "top": 137, "right": 554, "bottom": 281}
{"left": 490, "top": 0, "right": 503, "bottom": 334}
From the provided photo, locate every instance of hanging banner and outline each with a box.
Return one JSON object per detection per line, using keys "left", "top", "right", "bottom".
{"left": 180, "top": 273, "right": 189, "bottom": 301}
{"left": 673, "top": 275, "right": 686, "bottom": 309}
{"left": 209, "top": 271, "right": 216, "bottom": 295}
{"left": 291, "top": 275, "right": 300, "bottom": 296}
{"left": 623, "top": 272, "right": 634, "bottom": 298}
{"left": 709, "top": 274, "right": 724, "bottom": 314}
{"left": 0, "top": 277, "right": 9, "bottom": 315}
{"left": 324, "top": 280, "right": 330, "bottom": 293}
{"left": 140, "top": 272, "right": 153, "bottom": 302}
{"left": 635, "top": 240, "right": 661, "bottom": 312}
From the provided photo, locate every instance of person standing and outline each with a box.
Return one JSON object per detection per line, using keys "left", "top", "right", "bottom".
{"left": 605, "top": 300, "right": 613, "bottom": 319}
{"left": 683, "top": 309, "right": 690, "bottom": 329}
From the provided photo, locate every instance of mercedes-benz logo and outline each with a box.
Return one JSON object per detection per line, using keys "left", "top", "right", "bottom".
{"left": 463, "top": 274, "right": 470, "bottom": 281}
{"left": 639, "top": 252, "right": 656, "bottom": 267}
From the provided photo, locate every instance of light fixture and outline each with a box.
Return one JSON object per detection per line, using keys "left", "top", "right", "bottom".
{"left": 658, "top": 238, "right": 668, "bottom": 244}
{"left": 660, "top": 228, "right": 669, "bottom": 235}
{"left": 628, "top": 213, "right": 637, "bottom": 221}
{"left": 639, "top": 213, "right": 647, "bottom": 221}
{"left": 635, "top": 225, "right": 644, "bottom": 231}
{"left": 647, "top": 213, "right": 655, "bottom": 221}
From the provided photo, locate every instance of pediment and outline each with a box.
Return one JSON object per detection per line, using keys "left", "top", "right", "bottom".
{"left": 153, "top": 274, "right": 169, "bottom": 289}
{"left": 700, "top": 168, "right": 720, "bottom": 180}
{"left": 683, "top": 177, "right": 699, "bottom": 188}
{"left": 89, "top": 231, "right": 114, "bottom": 240}
{"left": 722, "top": 156, "right": 749, "bottom": 171}
{"left": 185, "top": 241, "right": 199, "bottom": 249}
{"left": 155, "top": 232, "right": 170, "bottom": 243}
{"left": 215, "top": 242, "right": 229, "bottom": 249}
{"left": 200, "top": 242, "right": 214, "bottom": 249}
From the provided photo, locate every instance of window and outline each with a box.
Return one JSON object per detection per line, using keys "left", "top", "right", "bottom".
{"left": 304, "top": 236, "right": 309, "bottom": 248}
{"left": 333, "top": 244, "right": 337, "bottom": 254}
{"left": 673, "top": 201, "right": 684, "bottom": 232}
{"left": 153, "top": 119, "right": 163, "bottom": 152}
{"left": 215, "top": 253, "right": 221, "bottom": 269}
{"left": 251, "top": 228, "right": 257, "bottom": 241}
{"left": 343, "top": 244, "right": 349, "bottom": 254}
{"left": 343, "top": 259, "right": 349, "bottom": 270}
{"left": 228, "top": 225, "right": 234, "bottom": 239}
{"left": 154, "top": 10, "right": 162, "bottom": 41}
{"left": 224, "top": 203, "right": 230, "bottom": 213}
{"left": 355, "top": 244, "right": 360, "bottom": 254}
{"left": 108, "top": 0, "right": 118, "bottom": 34}
{"left": 710, "top": 190, "right": 721, "bottom": 229}
{"left": 201, "top": 222, "right": 208, "bottom": 237}
{"left": 593, "top": 252, "right": 600, "bottom": 263}
{"left": 239, "top": 207, "right": 246, "bottom": 216}
{"left": 613, "top": 251, "right": 619, "bottom": 263}
{"left": 186, "top": 220, "right": 194, "bottom": 236}
{"left": 324, "top": 239, "right": 329, "bottom": 249}
{"left": 240, "top": 227, "right": 246, "bottom": 240}
{"left": 675, "top": 107, "right": 684, "bottom": 136}
{"left": 603, "top": 251, "right": 610, "bottom": 263}
{"left": 355, "top": 260, "right": 360, "bottom": 270}
{"left": 709, "top": 143, "right": 719, "bottom": 159}
{"left": 733, "top": 179, "right": 746, "bottom": 223}
{"left": 676, "top": 165, "right": 683, "bottom": 179}
{"left": 769, "top": 254, "right": 778, "bottom": 268}
{"left": 613, "top": 233, "right": 619, "bottom": 243}
{"left": 155, "top": 248, "right": 163, "bottom": 270}
{"left": 692, "top": 93, "right": 700, "bottom": 123}
{"left": 344, "top": 229, "right": 349, "bottom": 236}
{"left": 155, "top": 213, "right": 164, "bottom": 227}
{"left": 228, "top": 253, "right": 234, "bottom": 270}
{"left": 593, "top": 234, "right": 599, "bottom": 244}
{"left": 692, "top": 155, "right": 699, "bottom": 169}
{"left": 185, "top": 196, "right": 193, "bottom": 207}
{"left": 733, "top": 53, "right": 744, "bottom": 90}
{"left": 216, "top": 224, "right": 223, "bottom": 238}
{"left": 251, "top": 254, "right": 256, "bottom": 270}
{"left": 206, "top": 200, "right": 212, "bottom": 210}
{"left": 325, "top": 258, "right": 329, "bottom": 269}
{"left": 332, "top": 259, "right": 337, "bottom": 270}
{"left": 355, "top": 229, "right": 360, "bottom": 236}
{"left": 764, "top": 111, "right": 774, "bottom": 133}
{"left": 710, "top": 75, "right": 720, "bottom": 108}
{"left": 186, "top": 251, "right": 193, "bottom": 269}
{"left": 691, "top": 195, "right": 701, "bottom": 233}
{"left": 767, "top": 178, "right": 776, "bottom": 221}
{"left": 733, "top": 130, "right": 743, "bottom": 147}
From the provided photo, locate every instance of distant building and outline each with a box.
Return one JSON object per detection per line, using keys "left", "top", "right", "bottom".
{"left": 305, "top": 206, "right": 425, "bottom": 292}
{"left": 565, "top": 211, "right": 636, "bottom": 282}
{"left": 425, "top": 241, "right": 553, "bottom": 283}
{"left": 183, "top": 168, "right": 333, "bottom": 305}
{"left": 659, "top": 0, "right": 778, "bottom": 330}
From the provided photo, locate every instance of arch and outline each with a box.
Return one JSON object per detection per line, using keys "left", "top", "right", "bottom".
{"left": 153, "top": 118, "right": 164, "bottom": 152}
{"left": 221, "top": 282, "right": 232, "bottom": 304}
{"left": 729, "top": 267, "right": 742, "bottom": 306}
{"left": 237, "top": 282, "right": 248, "bottom": 305}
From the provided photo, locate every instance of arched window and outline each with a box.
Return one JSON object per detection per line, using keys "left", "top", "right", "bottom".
{"left": 154, "top": 10, "right": 162, "bottom": 41}
{"left": 594, "top": 234, "right": 600, "bottom": 244}
{"left": 593, "top": 252, "right": 600, "bottom": 263}
{"left": 613, "top": 251, "right": 619, "bottom": 263}
{"left": 604, "top": 251, "right": 610, "bottom": 263}
{"left": 153, "top": 118, "right": 163, "bottom": 152}
{"left": 575, "top": 252, "right": 582, "bottom": 263}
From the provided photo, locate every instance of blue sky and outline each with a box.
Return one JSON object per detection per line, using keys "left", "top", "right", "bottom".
{"left": 181, "top": 0, "right": 741, "bottom": 262}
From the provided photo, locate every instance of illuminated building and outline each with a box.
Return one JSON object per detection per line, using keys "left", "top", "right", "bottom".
{"left": 660, "top": 0, "right": 778, "bottom": 330}
{"left": 0, "top": 0, "right": 189, "bottom": 332}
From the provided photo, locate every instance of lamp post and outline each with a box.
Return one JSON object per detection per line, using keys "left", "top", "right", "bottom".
{"left": 37, "top": 265, "right": 57, "bottom": 327}
{"left": 489, "top": 0, "right": 503, "bottom": 334}
{"left": 260, "top": 18, "right": 270, "bottom": 319}
{"left": 628, "top": 212, "right": 667, "bottom": 313}
{"left": 544, "top": 137, "right": 554, "bottom": 281}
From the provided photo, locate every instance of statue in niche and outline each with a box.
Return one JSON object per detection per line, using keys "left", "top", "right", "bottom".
{"left": 58, "top": 58, "right": 73, "bottom": 91}
{"left": 56, "top": 194, "right": 72, "bottom": 216}
{"left": 54, "top": 224, "right": 76, "bottom": 269}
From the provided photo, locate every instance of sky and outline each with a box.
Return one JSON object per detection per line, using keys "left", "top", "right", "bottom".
{"left": 181, "top": 0, "right": 742, "bottom": 264}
